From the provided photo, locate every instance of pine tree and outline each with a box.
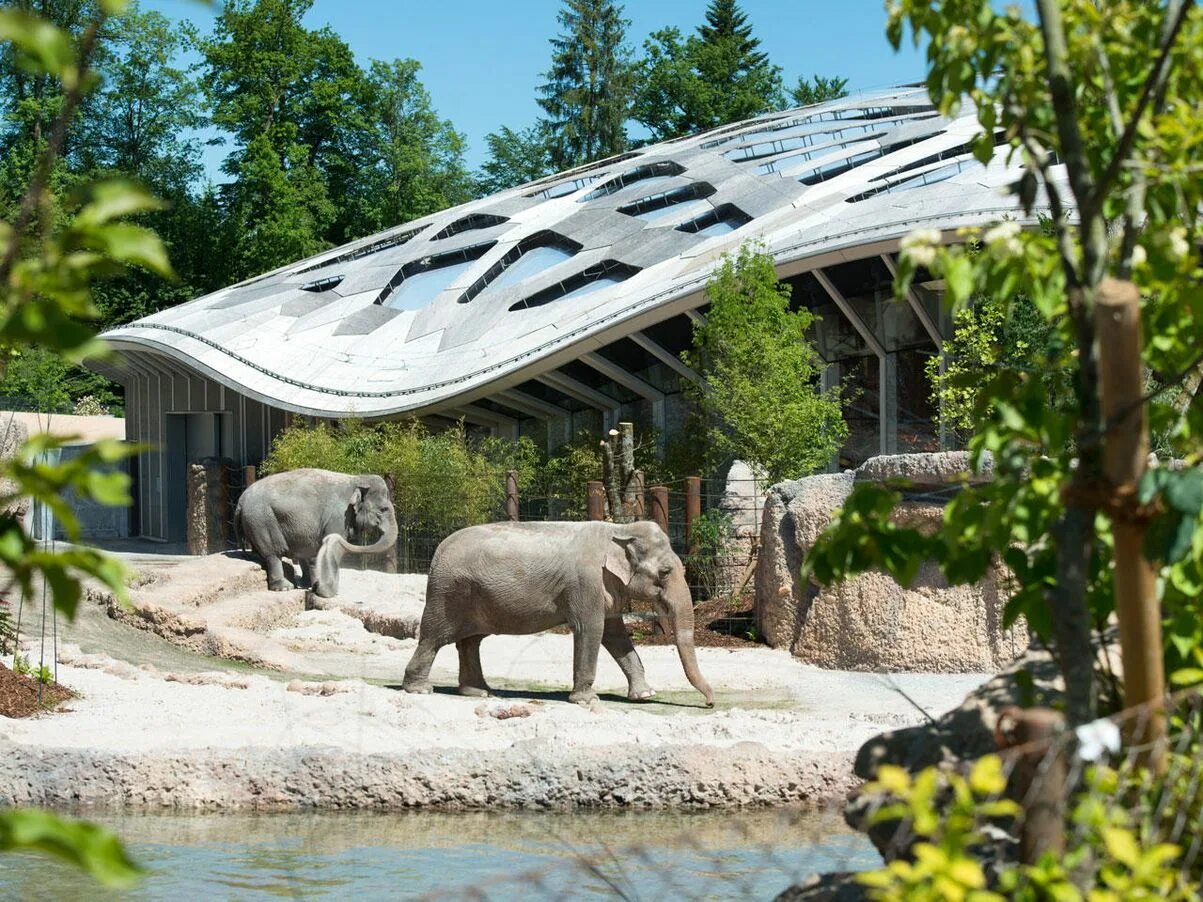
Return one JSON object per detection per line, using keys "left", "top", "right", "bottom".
{"left": 537, "top": 0, "right": 633, "bottom": 170}
{"left": 632, "top": 0, "right": 785, "bottom": 140}
{"left": 698, "top": 0, "right": 769, "bottom": 71}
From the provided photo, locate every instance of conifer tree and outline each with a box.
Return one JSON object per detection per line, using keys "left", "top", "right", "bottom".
{"left": 633, "top": 0, "right": 785, "bottom": 140}
{"left": 537, "top": 0, "right": 633, "bottom": 170}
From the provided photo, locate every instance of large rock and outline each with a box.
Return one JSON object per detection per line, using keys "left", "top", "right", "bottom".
{"left": 714, "top": 459, "right": 768, "bottom": 597}
{"left": 755, "top": 453, "right": 1026, "bottom": 673}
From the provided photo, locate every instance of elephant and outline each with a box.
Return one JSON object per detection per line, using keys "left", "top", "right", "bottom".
{"left": 401, "top": 519, "right": 714, "bottom": 707}
{"left": 234, "top": 468, "right": 398, "bottom": 597}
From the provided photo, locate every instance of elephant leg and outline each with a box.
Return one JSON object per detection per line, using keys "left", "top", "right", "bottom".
{"left": 568, "top": 609, "right": 605, "bottom": 705}
{"left": 456, "top": 635, "right": 491, "bottom": 697}
{"left": 402, "top": 634, "right": 446, "bottom": 694}
{"left": 264, "top": 554, "right": 290, "bottom": 592}
{"left": 602, "top": 617, "right": 654, "bottom": 701}
{"left": 299, "top": 558, "right": 316, "bottom": 589}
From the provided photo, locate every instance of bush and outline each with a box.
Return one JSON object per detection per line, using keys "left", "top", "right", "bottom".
{"left": 261, "top": 419, "right": 540, "bottom": 557}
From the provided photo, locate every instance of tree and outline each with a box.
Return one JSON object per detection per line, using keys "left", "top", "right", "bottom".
{"left": 805, "top": 0, "right": 1203, "bottom": 727}
{"left": 683, "top": 246, "right": 847, "bottom": 483}
{"left": 790, "top": 74, "right": 849, "bottom": 107}
{"left": 339, "top": 59, "right": 472, "bottom": 239}
{"left": 475, "top": 123, "right": 556, "bottom": 195}
{"left": 632, "top": 1, "right": 784, "bottom": 141}
{"left": 537, "top": 0, "right": 633, "bottom": 169}
{"left": 200, "top": 0, "right": 361, "bottom": 278}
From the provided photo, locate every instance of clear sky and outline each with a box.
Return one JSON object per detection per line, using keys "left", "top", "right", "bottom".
{"left": 144, "top": 0, "right": 929, "bottom": 178}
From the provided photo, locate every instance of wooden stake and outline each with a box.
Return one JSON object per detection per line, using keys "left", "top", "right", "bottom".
{"left": 1097, "top": 277, "right": 1166, "bottom": 772}
{"left": 649, "top": 485, "right": 669, "bottom": 535}
{"left": 505, "top": 470, "right": 520, "bottom": 522}
{"left": 586, "top": 480, "right": 606, "bottom": 521}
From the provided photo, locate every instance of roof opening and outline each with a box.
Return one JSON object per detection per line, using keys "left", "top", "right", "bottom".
{"left": 617, "top": 182, "right": 716, "bottom": 221}
{"left": 294, "top": 227, "right": 423, "bottom": 275}
{"left": 458, "top": 231, "right": 583, "bottom": 303}
{"left": 375, "top": 242, "right": 495, "bottom": 310}
{"left": 676, "top": 203, "right": 752, "bottom": 237}
{"left": 580, "top": 160, "right": 686, "bottom": 202}
{"left": 431, "top": 213, "right": 509, "bottom": 240}
{"left": 509, "top": 260, "right": 640, "bottom": 311}
{"left": 300, "top": 275, "right": 344, "bottom": 292}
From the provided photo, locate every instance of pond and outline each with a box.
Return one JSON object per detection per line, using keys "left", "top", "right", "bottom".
{"left": 0, "top": 808, "right": 876, "bottom": 900}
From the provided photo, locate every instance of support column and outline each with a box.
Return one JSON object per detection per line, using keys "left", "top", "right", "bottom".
{"left": 880, "top": 352, "right": 899, "bottom": 455}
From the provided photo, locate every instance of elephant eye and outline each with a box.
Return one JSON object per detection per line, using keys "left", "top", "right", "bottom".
{"left": 658, "top": 565, "right": 672, "bottom": 579}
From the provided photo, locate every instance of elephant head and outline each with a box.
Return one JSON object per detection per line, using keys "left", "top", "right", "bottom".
{"left": 604, "top": 521, "right": 714, "bottom": 706}
{"left": 313, "top": 477, "right": 399, "bottom": 597}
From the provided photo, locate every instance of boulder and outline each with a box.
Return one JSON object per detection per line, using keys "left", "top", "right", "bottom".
{"left": 754, "top": 453, "right": 1025, "bottom": 673}
{"left": 714, "top": 459, "right": 768, "bottom": 597}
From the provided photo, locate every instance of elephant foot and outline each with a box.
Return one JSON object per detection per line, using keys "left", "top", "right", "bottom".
{"left": 627, "top": 687, "right": 656, "bottom": 701}
{"left": 268, "top": 579, "right": 291, "bottom": 591}
{"left": 457, "top": 685, "right": 491, "bottom": 698}
{"left": 401, "top": 680, "right": 433, "bottom": 694}
{"left": 568, "top": 689, "right": 598, "bottom": 706}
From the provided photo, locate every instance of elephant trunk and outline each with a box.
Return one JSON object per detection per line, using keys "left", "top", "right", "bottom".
{"left": 313, "top": 514, "right": 399, "bottom": 598}
{"left": 666, "top": 573, "right": 714, "bottom": 707}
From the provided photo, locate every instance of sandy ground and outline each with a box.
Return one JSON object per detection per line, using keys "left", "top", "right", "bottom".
{"left": 0, "top": 556, "right": 989, "bottom": 811}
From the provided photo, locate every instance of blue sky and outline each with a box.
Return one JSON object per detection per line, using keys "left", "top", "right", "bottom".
{"left": 145, "top": 0, "right": 929, "bottom": 178}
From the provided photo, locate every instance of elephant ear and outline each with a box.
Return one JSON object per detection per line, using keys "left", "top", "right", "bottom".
{"left": 603, "top": 534, "right": 635, "bottom": 587}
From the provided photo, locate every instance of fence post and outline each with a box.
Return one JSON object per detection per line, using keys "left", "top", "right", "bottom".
{"left": 586, "top": 480, "right": 606, "bottom": 521}
{"left": 1097, "top": 278, "right": 1167, "bottom": 772}
{"left": 649, "top": 485, "right": 669, "bottom": 535}
{"left": 684, "top": 476, "right": 702, "bottom": 552}
{"left": 997, "top": 706, "right": 1067, "bottom": 864}
{"left": 506, "top": 470, "right": 520, "bottom": 522}
{"left": 243, "top": 464, "right": 257, "bottom": 487}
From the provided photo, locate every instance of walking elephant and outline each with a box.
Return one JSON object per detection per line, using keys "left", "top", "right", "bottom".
{"left": 401, "top": 520, "right": 714, "bottom": 707}
{"left": 234, "top": 468, "right": 398, "bottom": 597}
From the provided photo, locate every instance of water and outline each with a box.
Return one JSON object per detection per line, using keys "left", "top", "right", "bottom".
{"left": 0, "top": 809, "right": 876, "bottom": 900}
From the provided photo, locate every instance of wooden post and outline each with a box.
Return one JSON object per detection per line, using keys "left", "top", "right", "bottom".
{"left": 649, "top": 485, "right": 669, "bottom": 535}
{"left": 685, "top": 476, "right": 702, "bottom": 553}
{"left": 243, "top": 465, "right": 256, "bottom": 487}
{"left": 1097, "top": 278, "right": 1166, "bottom": 772}
{"left": 997, "top": 707, "right": 1067, "bottom": 864}
{"left": 586, "top": 480, "right": 606, "bottom": 521}
{"left": 505, "top": 470, "right": 520, "bottom": 522}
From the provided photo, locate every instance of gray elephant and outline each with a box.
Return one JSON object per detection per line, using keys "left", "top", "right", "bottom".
{"left": 401, "top": 520, "right": 714, "bottom": 706}
{"left": 234, "top": 468, "right": 398, "bottom": 597}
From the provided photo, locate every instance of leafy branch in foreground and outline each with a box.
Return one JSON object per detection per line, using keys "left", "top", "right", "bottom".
{"left": 0, "top": 0, "right": 181, "bottom": 884}
{"left": 806, "top": 0, "right": 1203, "bottom": 725}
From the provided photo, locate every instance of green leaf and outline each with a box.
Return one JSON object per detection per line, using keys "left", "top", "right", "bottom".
{"left": 0, "top": 809, "right": 143, "bottom": 887}
{"left": 0, "top": 9, "right": 74, "bottom": 79}
{"left": 1101, "top": 828, "right": 1139, "bottom": 869}
{"left": 80, "top": 223, "right": 174, "bottom": 278}
{"left": 72, "top": 180, "right": 166, "bottom": 228}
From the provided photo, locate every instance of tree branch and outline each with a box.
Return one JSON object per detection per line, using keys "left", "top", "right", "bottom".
{"left": 0, "top": 16, "right": 107, "bottom": 284}
{"left": 1093, "top": 0, "right": 1194, "bottom": 207}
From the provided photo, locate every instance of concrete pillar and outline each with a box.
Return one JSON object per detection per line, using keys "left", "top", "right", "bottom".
{"left": 880, "top": 352, "right": 899, "bottom": 455}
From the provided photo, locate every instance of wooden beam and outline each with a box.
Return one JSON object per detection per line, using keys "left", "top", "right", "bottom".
{"left": 579, "top": 352, "right": 664, "bottom": 401}
{"left": 628, "top": 331, "right": 700, "bottom": 383}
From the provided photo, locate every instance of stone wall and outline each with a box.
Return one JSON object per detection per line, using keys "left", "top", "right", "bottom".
{"left": 755, "top": 452, "right": 1027, "bottom": 673}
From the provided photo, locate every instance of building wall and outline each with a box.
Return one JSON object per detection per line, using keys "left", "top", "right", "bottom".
{"left": 123, "top": 354, "right": 287, "bottom": 541}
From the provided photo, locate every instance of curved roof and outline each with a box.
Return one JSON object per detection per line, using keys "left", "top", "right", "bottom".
{"left": 102, "top": 86, "right": 1034, "bottom": 418}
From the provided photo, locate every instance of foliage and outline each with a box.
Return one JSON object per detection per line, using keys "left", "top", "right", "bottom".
{"left": 260, "top": 419, "right": 540, "bottom": 538}
{"left": 537, "top": 0, "right": 634, "bottom": 169}
{"left": 475, "top": 123, "right": 557, "bottom": 195}
{"left": 790, "top": 74, "right": 849, "bottom": 106}
{"left": 858, "top": 755, "right": 1197, "bottom": 901}
{"left": 682, "top": 507, "right": 733, "bottom": 601}
{"left": 926, "top": 290, "right": 1070, "bottom": 438}
{"left": 632, "top": 0, "right": 784, "bottom": 141}
{"left": 683, "top": 245, "right": 846, "bottom": 483}
{"left": 858, "top": 756, "right": 1020, "bottom": 901}
{"left": 0, "top": 809, "right": 141, "bottom": 888}
{"left": 806, "top": 0, "right": 1203, "bottom": 725}
{"left": 0, "top": 0, "right": 173, "bottom": 885}
{"left": 340, "top": 59, "right": 473, "bottom": 240}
